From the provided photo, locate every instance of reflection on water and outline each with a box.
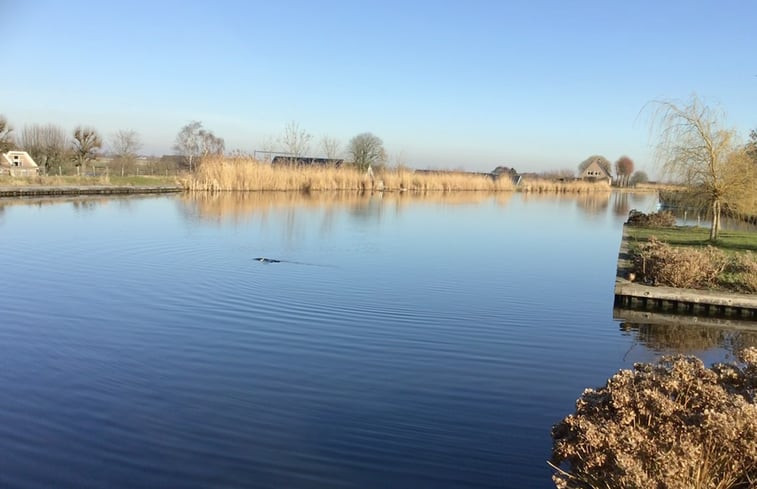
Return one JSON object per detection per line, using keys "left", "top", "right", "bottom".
{"left": 177, "top": 191, "right": 514, "bottom": 223}
{"left": 177, "top": 190, "right": 648, "bottom": 224}
{"left": 620, "top": 321, "right": 757, "bottom": 356}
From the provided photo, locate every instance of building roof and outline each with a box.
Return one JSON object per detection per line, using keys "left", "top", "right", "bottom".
{"left": 271, "top": 156, "right": 344, "bottom": 166}
{"left": 581, "top": 160, "right": 610, "bottom": 179}
{"left": 1, "top": 151, "right": 39, "bottom": 168}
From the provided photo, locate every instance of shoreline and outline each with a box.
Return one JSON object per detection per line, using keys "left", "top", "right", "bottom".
{"left": 614, "top": 224, "right": 757, "bottom": 317}
{"left": 0, "top": 185, "right": 182, "bottom": 198}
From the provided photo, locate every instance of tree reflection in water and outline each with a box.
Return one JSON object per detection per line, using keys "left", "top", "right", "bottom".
{"left": 620, "top": 321, "right": 757, "bottom": 356}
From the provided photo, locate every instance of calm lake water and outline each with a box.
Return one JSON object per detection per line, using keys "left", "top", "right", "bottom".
{"left": 1, "top": 191, "right": 754, "bottom": 489}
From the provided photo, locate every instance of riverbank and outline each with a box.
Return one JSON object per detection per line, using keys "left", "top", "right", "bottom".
{"left": 0, "top": 185, "right": 182, "bottom": 197}
{"left": 0, "top": 175, "right": 182, "bottom": 197}
{"left": 614, "top": 224, "right": 757, "bottom": 316}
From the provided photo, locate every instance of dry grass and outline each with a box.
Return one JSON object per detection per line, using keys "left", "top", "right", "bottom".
{"left": 631, "top": 237, "right": 757, "bottom": 292}
{"left": 552, "top": 349, "right": 757, "bottom": 489}
{"left": 633, "top": 237, "right": 729, "bottom": 289}
{"left": 183, "top": 157, "right": 515, "bottom": 192}
{"left": 518, "top": 177, "right": 612, "bottom": 193}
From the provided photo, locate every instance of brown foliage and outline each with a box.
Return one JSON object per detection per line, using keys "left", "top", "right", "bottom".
{"left": 626, "top": 209, "right": 676, "bottom": 227}
{"left": 551, "top": 349, "right": 757, "bottom": 489}
{"left": 632, "top": 237, "right": 728, "bottom": 289}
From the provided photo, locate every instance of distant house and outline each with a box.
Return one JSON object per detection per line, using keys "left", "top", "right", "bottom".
{"left": 271, "top": 156, "right": 344, "bottom": 167}
{"left": 580, "top": 160, "right": 611, "bottom": 183}
{"left": 1, "top": 151, "right": 39, "bottom": 176}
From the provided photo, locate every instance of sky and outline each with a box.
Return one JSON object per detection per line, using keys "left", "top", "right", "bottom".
{"left": 2, "top": 0, "right": 755, "bottom": 174}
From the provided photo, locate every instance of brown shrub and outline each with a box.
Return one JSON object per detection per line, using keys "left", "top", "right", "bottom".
{"left": 632, "top": 237, "right": 728, "bottom": 289}
{"left": 551, "top": 348, "right": 757, "bottom": 489}
{"left": 626, "top": 209, "right": 676, "bottom": 227}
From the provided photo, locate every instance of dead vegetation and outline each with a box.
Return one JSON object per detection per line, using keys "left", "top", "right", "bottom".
{"left": 626, "top": 209, "right": 676, "bottom": 227}
{"left": 631, "top": 237, "right": 757, "bottom": 292}
{"left": 632, "top": 237, "right": 728, "bottom": 289}
{"left": 518, "top": 177, "right": 612, "bottom": 194}
{"left": 183, "top": 156, "right": 515, "bottom": 192}
{"left": 551, "top": 348, "right": 757, "bottom": 489}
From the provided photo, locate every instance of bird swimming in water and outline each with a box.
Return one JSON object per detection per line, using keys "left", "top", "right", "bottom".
{"left": 254, "top": 257, "right": 281, "bottom": 263}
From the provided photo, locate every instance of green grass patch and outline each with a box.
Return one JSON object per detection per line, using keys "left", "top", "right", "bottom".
{"left": 0, "top": 175, "right": 178, "bottom": 187}
{"left": 106, "top": 175, "right": 178, "bottom": 186}
{"left": 626, "top": 225, "right": 757, "bottom": 254}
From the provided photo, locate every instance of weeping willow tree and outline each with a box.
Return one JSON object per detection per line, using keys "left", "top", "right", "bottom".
{"left": 650, "top": 95, "right": 756, "bottom": 240}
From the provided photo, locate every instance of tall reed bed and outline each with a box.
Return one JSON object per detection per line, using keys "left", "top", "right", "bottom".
{"left": 518, "top": 177, "right": 611, "bottom": 193}
{"left": 183, "top": 157, "right": 515, "bottom": 192}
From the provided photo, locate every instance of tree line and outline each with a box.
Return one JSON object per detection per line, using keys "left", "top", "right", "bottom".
{"left": 0, "top": 116, "right": 148, "bottom": 176}
{"left": 0, "top": 115, "right": 389, "bottom": 176}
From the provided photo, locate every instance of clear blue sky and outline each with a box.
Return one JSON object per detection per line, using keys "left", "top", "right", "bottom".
{"left": 2, "top": 0, "right": 755, "bottom": 174}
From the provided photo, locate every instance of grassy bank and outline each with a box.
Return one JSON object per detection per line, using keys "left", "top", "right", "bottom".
{"left": 625, "top": 225, "right": 757, "bottom": 292}
{"left": 626, "top": 226, "right": 757, "bottom": 253}
{"left": 0, "top": 175, "right": 179, "bottom": 187}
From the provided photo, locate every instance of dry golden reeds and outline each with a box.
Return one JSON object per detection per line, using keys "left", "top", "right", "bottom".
{"left": 518, "top": 177, "right": 612, "bottom": 193}
{"left": 182, "top": 157, "right": 515, "bottom": 192}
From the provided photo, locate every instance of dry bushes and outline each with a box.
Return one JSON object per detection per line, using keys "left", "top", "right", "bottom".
{"left": 632, "top": 237, "right": 728, "bottom": 289}
{"left": 626, "top": 209, "right": 676, "bottom": 227}
{"left": 551, "top": 348, "right": 757, "bottom": 489}
{"left": 632, "top": 238, "right": 757, "bottom": 292}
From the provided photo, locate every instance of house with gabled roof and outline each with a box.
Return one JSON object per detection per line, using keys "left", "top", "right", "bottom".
{"left": 580, "top": 160, "right": 611, "bottom": 183}
{"left": 1, "top": 151, "right": 40, "bottom": 176}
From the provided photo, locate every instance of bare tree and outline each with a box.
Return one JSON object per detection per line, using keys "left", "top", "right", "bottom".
{"left": 578, "top": 155, "right": 612, "bottom": 177}
{"left": 0, "top": 115, "right": 15, "bottom": 153}
{"left": 320, "top": 136, "right": 341, "bottom": 160}
{"left": 21, "top": 124, "right": 68, "bottom": 174}
{"left": 650, "top": 95, "right": 756, "bottom": 240}
{"left": 110, "top": 129, "right": 142, "bottom": 176}
{"left": 71, "top": 126, "right": 102, "bottom": 175}
{"left": 198, "top": 129, "right": 225, "bottom": 158}
{"left": 615, "top": 156, "right": 635, "bottom": 187}
{"left": 278, "top": 121, "right": 312, "bottom": 159}
{"left": 174, "top": 121, "right": 202, "bottom": 172}
{"left": 348, "top": 132, "right": 386, "bottom": 171}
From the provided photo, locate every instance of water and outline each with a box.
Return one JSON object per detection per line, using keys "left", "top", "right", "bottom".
{"left": 0, "top": 191, "right": 753, "bottom": 488}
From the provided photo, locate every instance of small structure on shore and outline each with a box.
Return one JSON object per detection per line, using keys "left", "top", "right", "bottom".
{"left": 1, "top": 151, "right": 39, "bottom": 177}
{"left": 490, "top": 166, "right": 522, "bottom": 185}
{"left": 271, "top": 156, "right": 343, "bottom": 167}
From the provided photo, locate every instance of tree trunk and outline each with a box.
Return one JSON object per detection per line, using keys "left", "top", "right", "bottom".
{"left": 710, "top": 199, "right": 721, "bottom": 241}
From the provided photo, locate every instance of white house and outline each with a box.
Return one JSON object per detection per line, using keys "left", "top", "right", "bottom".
{"left": 1, "top": 151, "right": 40, "bottom": 176}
